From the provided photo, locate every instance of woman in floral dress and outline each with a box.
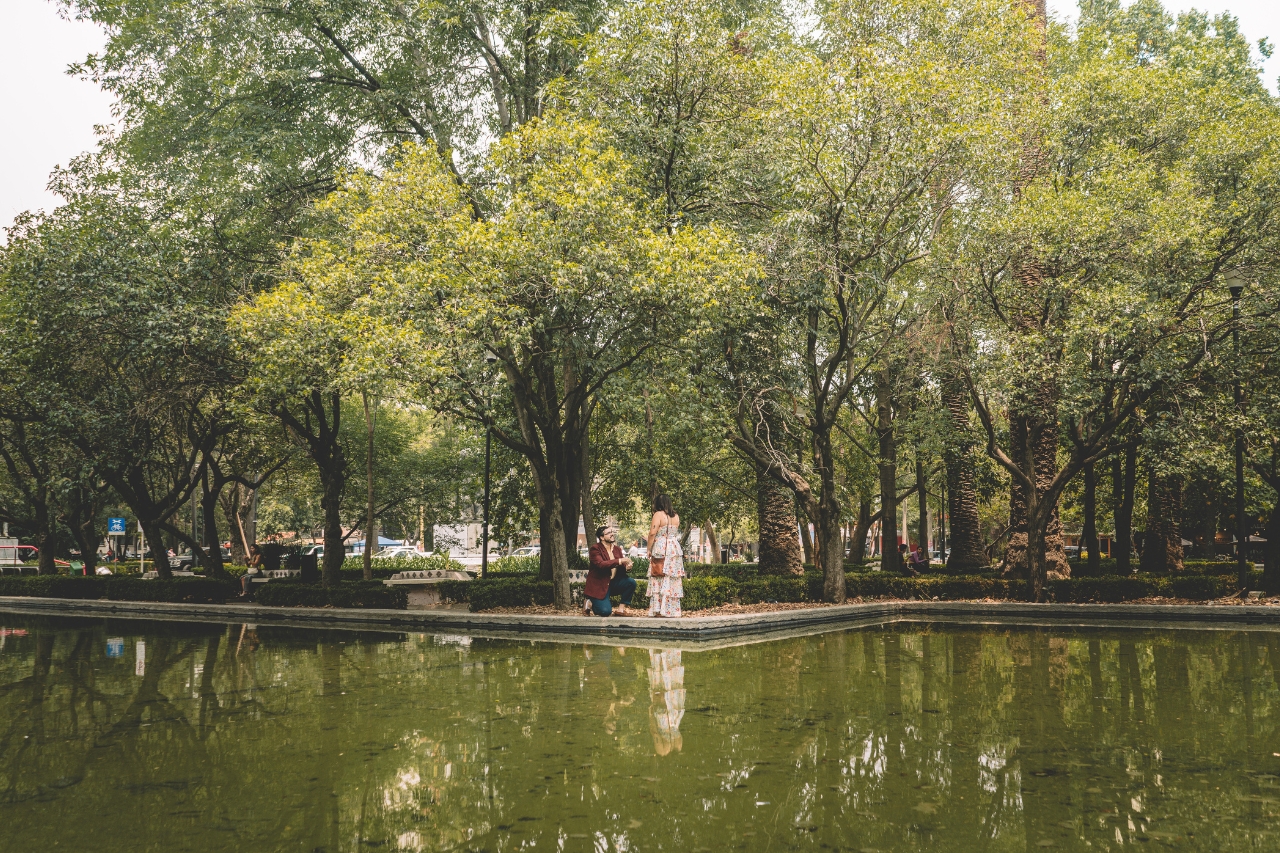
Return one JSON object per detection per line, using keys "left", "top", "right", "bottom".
{"left": 647, "top": 494, "right": 684, "bottom": 618}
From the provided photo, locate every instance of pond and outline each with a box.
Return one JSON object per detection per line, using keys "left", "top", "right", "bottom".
{"left": 1, "top": 613, "right": 1279, "bottom": 852}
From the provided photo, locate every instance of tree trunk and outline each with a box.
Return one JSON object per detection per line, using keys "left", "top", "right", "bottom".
{"left": 916, "top": 455, "right": 929, "bottom": 560}
{"left": 61, "top": 483, "right": 104, "bottom": 577}
{"left": 876, "top": 371, "right": 900, "bottom": 573}
{"left": 1263, "top": 490, "right": 1280, "bottom": 594}
{"left": 220, "top": 484, "right": 252, "bottom": 564}
{"left": 362, "top": 392, "right": 377, "bottom": 582}
{"left": 34, "top": 499, "right": 57, "bottom": 575}
{"left": 580, "top": 427, "right": 595, "bottom": 553}
{"left": 557, "top": 423, "right": 584, "bottom": 568}
{"left": 798, "top": 505, "right": 814, "bottom": 565}
{"left": 1004, "top": 411, "right": 1070, "bottom": 579}
{"left": 1026, "top": 490, "right": 1053, "bottom": 601}
{"left": 1114, "top": 437, "right": 1137, "bottom": 574}
{"left": 849, "top": 498, "right": 872, "bottom": 565}
{"left": 68, "top": 513, "right": 98, "bottom": 577}
{"left": 142, "top": 518, "right": 172, "bottom": 578}
{"left": 705, "top": 520, "right": 720, "bottom": 565}
{"left": 538, "top": 501, "right": 553, "bottom": 581}
{"left": 756, "top": 466, "right": 803, "bottom": 575}
{"left": 1083, "top": 461, "right": 1100, "bottom": 575}
{"left": 812, "top": 428, "right": 846, "bottom": 602}
{"left": 319, "top": 454, "right": 346, "bottom": 587}
{"left": 938, "top": 478, "right": 947, "bottom": 556}
{"left": 537, "top": 473, "right": 572, "bottom": 609}
{"left": 200, "top": 475, "right": 228, "bottom": 578}
{"left": 942, "top": 376, "right": 985, "bottom": 572}
{"left": 276, "top": 391, "right": 346, "bottom": 587}
{"left": 1140, "top": 468, "right": 1183, "bottom": 574}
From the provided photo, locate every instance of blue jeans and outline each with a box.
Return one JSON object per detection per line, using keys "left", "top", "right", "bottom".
{"left": 587, "top": 577, "right": 637, "bottom": 616}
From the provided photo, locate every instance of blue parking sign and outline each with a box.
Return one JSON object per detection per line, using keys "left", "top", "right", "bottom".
{"left": 108, "top": 517, "right": 127, "bottom": 534}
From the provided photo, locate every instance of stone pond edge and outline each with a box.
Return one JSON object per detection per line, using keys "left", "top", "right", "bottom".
{"left": 4, "top": 596, "right": 1280, "bottom": 643}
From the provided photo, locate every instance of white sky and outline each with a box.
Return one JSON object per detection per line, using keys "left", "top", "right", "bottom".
{"left": 1, "top": 0, "right": 1277, "bottom": 233}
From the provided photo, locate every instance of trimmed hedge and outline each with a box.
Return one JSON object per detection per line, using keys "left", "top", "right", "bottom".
{"left": 0, "top": 575, "right": 238, "bottom": 603}
{"left": 447, "top": 568, "right": 1245, "bottom": 612}
{"left": 468, "top": 577, "right": 555, "bottom": 610}
{"left": 254, "top": 580, "right": 408, "bottom": 609}
{"left": 1069, "top": 556, "right": 1240, "bottom": 577}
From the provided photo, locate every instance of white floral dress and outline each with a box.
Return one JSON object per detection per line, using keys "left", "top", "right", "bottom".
{"left": 648, "top": 522, "right": 685, "bottom": 618}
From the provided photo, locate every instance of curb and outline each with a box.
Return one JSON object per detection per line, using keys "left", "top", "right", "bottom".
{"left": 3, "top": 595, "right": 1280, "bottom": 644}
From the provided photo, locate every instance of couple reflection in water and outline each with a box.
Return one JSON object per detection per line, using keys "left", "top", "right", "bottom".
{"left": 647, "top": 648, "right": 685, "bottom": 755}
{"left": 584, "top": 643, "right": 686, "bottom": 754}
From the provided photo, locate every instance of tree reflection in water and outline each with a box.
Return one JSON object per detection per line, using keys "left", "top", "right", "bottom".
{"left": 1, "top": 615, "right": 1280, "bottom": 851}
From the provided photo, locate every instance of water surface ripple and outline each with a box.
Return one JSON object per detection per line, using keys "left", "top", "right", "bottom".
{"left": 1, "top": 614, "right": 1278, "bottom": 851}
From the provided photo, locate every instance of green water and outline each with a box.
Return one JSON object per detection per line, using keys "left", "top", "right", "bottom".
{"left": 2, "top": 615, "right": 1279, "bottom": 852}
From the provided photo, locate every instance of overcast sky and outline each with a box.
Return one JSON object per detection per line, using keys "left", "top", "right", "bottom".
{"left": 1, "top": 0, "right": 1277, "bottom": 234}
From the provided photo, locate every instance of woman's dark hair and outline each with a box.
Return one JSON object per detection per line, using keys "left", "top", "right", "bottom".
{"left": 595, "top": 525, "right": 608, "bottom": 542}
{"left": 652, "top": 493, "right": 674, "bottom": 516}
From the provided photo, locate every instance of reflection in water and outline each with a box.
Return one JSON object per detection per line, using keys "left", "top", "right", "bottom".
{"left": 648, "top": 648, "right": 685, "bottom": 755}
{"left": 2, "top": 616, "right": 1280, "bottom": 851}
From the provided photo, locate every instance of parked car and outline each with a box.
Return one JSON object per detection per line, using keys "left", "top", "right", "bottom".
{"left": 373, "top": 545, "right": 423, "bottom": 560}
{"left": 174, "top": 547, "right": 231, "bottom": 570}
{"left": 510, "top": 545, "right": 540, "bottom": 558}
{"left": 628, "top": 545, "right": 649, "bottom": 559}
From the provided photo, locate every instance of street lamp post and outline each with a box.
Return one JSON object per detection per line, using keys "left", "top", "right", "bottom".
{"left": 1227, "top": 274, "right": 1247, "bottom": 592}
{"left": 481, "top": 352, "right": 498, "bottom": 579}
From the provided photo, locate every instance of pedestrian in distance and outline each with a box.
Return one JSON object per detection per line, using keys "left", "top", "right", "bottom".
{"left": 240, "top": 544, "right": 262, "bottom": 597}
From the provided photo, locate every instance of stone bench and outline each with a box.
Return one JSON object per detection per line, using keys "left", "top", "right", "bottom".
{"left": 247, "top": 569, "right": 300, "bottom": 584}
{"left": 384, "top": 570, "right": 473, "bottom": 608}
{"left": 141, "top": 570, "right": 196, "bottom": 579}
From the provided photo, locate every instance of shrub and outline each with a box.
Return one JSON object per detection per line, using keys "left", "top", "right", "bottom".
{"left": 0, "top": 575, "right": 238, "bottom": 603}
{"left": 1156, "top": 574, "right": 1235, "bottom": 600}
{"left": 340, "top": 554, "right": 466, "bottom": 579}
{"left": 681, "top": 577, "right": 738, "bottom": 610}
{"left": 1180, "top": 559, "right": 1239, "bottom": 574}
{"left": 468, "top": 577, "right": 555, "bottom": 611}
{"left": 1067, "top": 557, "right": 1117, "bottom": 577}
{"left": 437, "top": 579, "right": 473, "bottom": 603}
{"left": 844, "top": 574, "right": 1023, "bottom": 600}
{"left": 254, "top": 580, "right": 407, "bottom": 609}
{"left": 487, "top": 555, "right": 540, "bottom": 575}
{"left": 1048, "top": 577, "right": 1153, "bottom": 603}
{"left": 685, "top": 562, "right": 760, "bottom": 581}
{"left": 736, "top": 576, "right": 816, "bottom": 604}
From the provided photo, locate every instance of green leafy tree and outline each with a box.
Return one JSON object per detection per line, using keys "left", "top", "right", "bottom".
{"left": 284, "top": 119, "right": 752, "bottom": 607}
{"left": 953, "top": 2, "right": 1280, "bottom": 599}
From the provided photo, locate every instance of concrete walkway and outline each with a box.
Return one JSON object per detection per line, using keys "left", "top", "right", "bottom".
{"left": 3, "top": 595, "right": 1280, "bottom": 647}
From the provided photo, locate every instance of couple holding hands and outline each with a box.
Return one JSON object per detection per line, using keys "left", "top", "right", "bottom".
{"left": 584, "top": 494, "right": 686, "bottom": 618}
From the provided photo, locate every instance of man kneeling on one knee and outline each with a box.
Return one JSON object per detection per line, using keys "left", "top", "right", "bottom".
{"left": 585, "top": 525, "right": 637, "bottom": 617}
